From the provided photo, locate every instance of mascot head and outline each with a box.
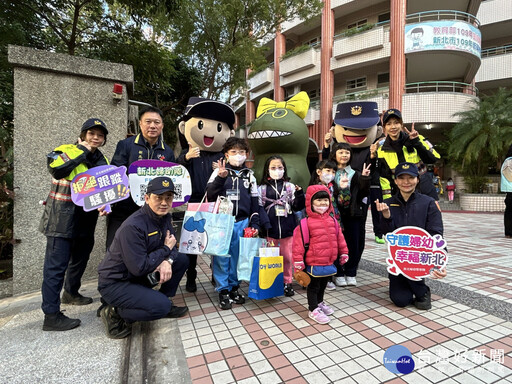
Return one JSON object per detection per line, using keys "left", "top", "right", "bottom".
{"left": 333, "top": 101, "right": 382, "bottom": 148}
{"left": 179, "top": 97, "right": 235, "bottom": 152}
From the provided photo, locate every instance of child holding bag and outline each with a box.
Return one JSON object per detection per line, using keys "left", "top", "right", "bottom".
{"left": 259, "top": 155, "right": 305, "bottom": 297}
{"left": 293, "top": 185, "right": 348, "bottom": 324}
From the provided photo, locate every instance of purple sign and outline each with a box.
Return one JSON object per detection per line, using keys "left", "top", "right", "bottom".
{"left": 71, "top": 165, "right": 130, "bottom": 212}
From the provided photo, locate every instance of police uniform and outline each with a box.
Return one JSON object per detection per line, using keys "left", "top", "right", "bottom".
{"left": 106, "top": 133, "right": 175, "bottom": 249}
{"left": 381, "top": 165, "right": 444, "bottom": 308}
{"left": 98, "top": 179, "right": 188, "bottom": 323}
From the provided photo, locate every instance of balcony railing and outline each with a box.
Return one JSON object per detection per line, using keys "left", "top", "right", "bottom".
{"left": 481, "top": 44, "right": 512, "bottom": 57}
{"left": 333, "top": 21, "right": 389, "bottom": 41}
{"left": 404, "top": 81, "right": 478, "bottom": 96}
{"left": 406, "top": 10, "right": 480, "bottom": 27}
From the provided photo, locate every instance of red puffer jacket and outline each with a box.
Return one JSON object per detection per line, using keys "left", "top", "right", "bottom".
{"left": 292, "top": 184, "right": 348, "bottom": 266}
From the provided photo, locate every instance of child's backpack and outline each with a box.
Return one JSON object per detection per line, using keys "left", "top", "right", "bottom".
{"left": 260, "top": 182, "right": 294, "bottom": 214}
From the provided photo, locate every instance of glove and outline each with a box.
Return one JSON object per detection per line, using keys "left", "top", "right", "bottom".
{"left": 294, "top": 261, "right": 305, "bottom": 271}
{"left": 339, "top": 254, "right": 349, "bottom": 265}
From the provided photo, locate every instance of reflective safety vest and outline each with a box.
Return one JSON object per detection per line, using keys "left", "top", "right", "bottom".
{"left": 377, "top": 135, "right": 440, "bottom": 199}
{"left": 49, "top": 144, "right": 109, "bottom": 181}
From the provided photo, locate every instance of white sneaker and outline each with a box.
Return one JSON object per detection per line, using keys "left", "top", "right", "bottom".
{"left": 334, "top": 276, "right": 347, "bottom": 287}
{"left": 325, "top": 281, "right": 336, "bottom": 291}
{"left": 346, "top": 276, "right": 357, "bottom": 286}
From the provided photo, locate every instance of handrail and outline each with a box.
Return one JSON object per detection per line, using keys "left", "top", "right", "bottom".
{"left": 481, "top": 44, "right": 512, "bottom": 57}
{"left": 406, "top": 10, "right": 480, "bottom": 27}
{"left": 309, "top": 87, "right": 390, "bottom": 107}
{"left": 404, "top": 81, "right": 478, "bottom": 96}
{"left": 333, "top": 21, "right": 389, "bottom": 41}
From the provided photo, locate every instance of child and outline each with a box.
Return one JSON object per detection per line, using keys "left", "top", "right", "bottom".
{"left": 446, "top": 178, "right": 456, "bottom": 202}
{"left": 259, "top": 155, "right": 305, "bottom": 297}
{"left": 309, "top": 159, "right": 340, "bottom": 291}
{"left": 329, "top": 143, "right": 371, "bottom": 287}
{"left": 292, "top": 185, "right": 348, "bottom": 324}
{"left": 206, "top": 137, "right": 260, "bottom": 310}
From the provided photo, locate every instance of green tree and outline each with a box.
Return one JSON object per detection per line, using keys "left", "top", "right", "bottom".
{"left": 448, "top": 87, "right": 512, "bottom": 191}
{"left": 168, "top": 0, "right": 322, "bottom": 100}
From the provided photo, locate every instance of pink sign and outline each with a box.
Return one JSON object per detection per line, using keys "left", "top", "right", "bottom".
{"left": 385, "top": 226, "right": 448, "bottom": 281}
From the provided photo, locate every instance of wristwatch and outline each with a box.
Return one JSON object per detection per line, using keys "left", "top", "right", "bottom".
{"left": 167, "top": 258, "right": 174, "bottom": 266}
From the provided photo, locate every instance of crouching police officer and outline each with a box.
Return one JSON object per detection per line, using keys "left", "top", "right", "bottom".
{"left": 97, "top": 177, "right": 189, "bottom": 339}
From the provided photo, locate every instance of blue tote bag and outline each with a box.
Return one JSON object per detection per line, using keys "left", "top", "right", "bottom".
{"left": 237, "top": 237, "right": 266, "bottom": 281}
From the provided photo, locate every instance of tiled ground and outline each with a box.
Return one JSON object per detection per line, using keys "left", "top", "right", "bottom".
{"left": 171, "top": 212, "right": 512, "bottom": 383}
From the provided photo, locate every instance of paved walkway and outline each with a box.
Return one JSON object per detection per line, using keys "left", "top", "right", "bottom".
{"left": 1, "top": 211, "right": 511, "bottom": 383}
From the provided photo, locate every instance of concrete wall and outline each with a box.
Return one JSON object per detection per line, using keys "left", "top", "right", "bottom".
{"left": 8, "top": 45, "right": 134, "bottom": 295}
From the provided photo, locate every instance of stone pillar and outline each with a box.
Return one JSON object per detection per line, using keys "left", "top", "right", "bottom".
{"left": 8, "top": 45, "right": 133, "bottom": 294}
{"left": 274, "top": 28, "right": 286, "bottom": 101}
{"left": 320, "top": 0, "right": 334, "bottom": 136}
{"left": 389, "top": 0, "right": 406, "bottom": 110}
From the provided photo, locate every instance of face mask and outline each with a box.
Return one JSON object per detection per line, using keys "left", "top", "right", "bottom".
{"left": 320, "top": 172, "right": 334, "bottom": 184}
{"left": 269, "top": 169, "right": 284, "bottom": 180}
{"left": 228, "top": 154, "right": 246, "bottom": 167}
{"left": 314, "top": 206, "right": 329, "bottom": 214}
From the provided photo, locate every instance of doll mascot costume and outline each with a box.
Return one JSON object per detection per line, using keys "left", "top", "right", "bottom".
{"left": 177, "top": 97, "right": 235, "bottom": 292}
{"left": 248, "top": 91, "right": 311, "bottom": 190}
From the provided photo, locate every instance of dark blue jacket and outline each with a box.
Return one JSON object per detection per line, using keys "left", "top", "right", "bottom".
{"left": 206, "top": 164, "right": 260, "bottom": 229}
{"left": 259, "top": 180, "right": 304, "bottom": 239}
{"left": 110, "top": 134, "right": 175, "bottom": 214}
{"left": 98, "top": 204, "right": 180, "bottom": 284}
{"left": 381, "top": 191, "right": 443, "bottom": 236}
{"left": 176, "top": 149, "right": 223, "bottom": 203}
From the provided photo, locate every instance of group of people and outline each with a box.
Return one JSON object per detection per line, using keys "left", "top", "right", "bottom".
{"left": 39, "top": 100, "right": 450, "bottom": 336}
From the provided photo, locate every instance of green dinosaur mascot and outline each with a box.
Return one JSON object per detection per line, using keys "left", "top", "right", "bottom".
{"left": 248, "top": 92, "right": 310, "bottom": 189}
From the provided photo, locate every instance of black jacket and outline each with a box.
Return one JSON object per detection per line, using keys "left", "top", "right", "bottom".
{"left": 338, "top": 170, "right": 371, "bottom": 219}
{"left": 98, "top": 204, "right": 180, "bottom": 284}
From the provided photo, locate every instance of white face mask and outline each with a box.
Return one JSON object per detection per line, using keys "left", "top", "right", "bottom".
{"left": 269, "top": 169, "right": 284, "bottom": 180}
{"left": 320, "top": 172, "right": 334, "bottom": 184}
{"left": 228, "top": 154, "right": 246, "bottom": 167}
{"left": 314, "top": 206, "right": 329, "bottom": 214}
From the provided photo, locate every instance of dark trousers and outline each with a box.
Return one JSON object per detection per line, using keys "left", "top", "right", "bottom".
{"left": 98, "top": 252, "right": 188, "bottom": 323}
{"left": 389, "top": 273, "right": 429, "bottom": 307}
{"left": 41, "top": 236, "right": 94, "bottom": 314}
{"left": 337, "top": 215, "right": 366, "bottom": 277}
{"left": 505, "top": 193, "right": 512, "bottom": 236}
{"left": 370, "top": 186, "right": 383, "bottom": 237}
{"left": 307, "top": 275, "right": 329, "bottom": 311}
{"left": 186, "top": 254, "right": 197, "bottom": 281}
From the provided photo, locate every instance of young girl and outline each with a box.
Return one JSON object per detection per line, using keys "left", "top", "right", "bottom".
{"left": 309, "top": 159, "right": 340, "bottom": 290}
{"left": 446, "top": 178, "right": 456, "bottom": 202}
{"left": 292, "top": 185, "right": 348, "bottom": 324}
{"left": 259, "top": 155, "right": 305, "bottom": 296}
{"left": 329, "top": 142, "right": 370, "bottom": 287}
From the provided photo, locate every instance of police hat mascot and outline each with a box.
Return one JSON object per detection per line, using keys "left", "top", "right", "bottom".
{"left": 177, "top": 97, "right": 235, "bottom": 292}
{"left": 248, "top": 91, "right": 311, "bottom": 190}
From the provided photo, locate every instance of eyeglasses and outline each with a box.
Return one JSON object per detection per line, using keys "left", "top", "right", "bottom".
{"left": 227, "top": 150, "right": 247, "bottom": 155}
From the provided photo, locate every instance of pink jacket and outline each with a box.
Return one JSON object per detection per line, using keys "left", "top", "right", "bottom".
{"left": 292, "top": 184, "right": 348, "bottom": 266}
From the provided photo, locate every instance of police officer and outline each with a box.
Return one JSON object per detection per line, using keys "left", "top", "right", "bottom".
{"left": 106, "top": 106, "right": 175, "bottom": 249}
{"left": 97, "top": 177, "right": 188, "bottom": 339}
{"left": 375, "top": 163, "right": 447, "bottom": 310}
{"left": 374, "top": 109, "right": 440, "bottom": 201}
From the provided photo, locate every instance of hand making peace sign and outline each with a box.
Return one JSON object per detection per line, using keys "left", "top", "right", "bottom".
{"left": 361, "top": 162, "right": 371, "bottom": 176}
{"left": 403, "top": 122, "right": 419, "bottom": 140}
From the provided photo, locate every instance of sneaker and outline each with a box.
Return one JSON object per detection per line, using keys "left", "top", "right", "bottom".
{"left": 308, "top": 307, "right": 330, "bottom": 324}
{"left": 219, "top": 291, "right": 232, "bottom": 310}
{"left": 346, "top": 276, "right": 357, "bottom": 286}
{"left": 185, "top": 278, "right": 197, "bottom": 293}
{"left": 61, "top": 290, "right": 93, "bottom": 305}
{"left": 325, "top": 281, "right": 336, "bottom": 291}
{"left": 229, "top": 289, "right": 245, "bottom": 304}
{"left": 318, "top": 301, "right": 334, "bottom": 316}
{"left": 414, "top": 288, "right": 432, "bottom": 310}
{"left": 334, "top": 276, "right": 347, "bottom": 287}
{"left": 284, "top": 284, "right": 295, "bottom": 297}
{"left": 100, "top": 305, "right": 132, "bottom": 339}
{"left": 43, "top": 311, "right": 81, "bottom": 331}
{"left": 167, "top": 305, "right": 189, "bottom": 318}
{"left": 375, "top": 236, "right": 385, "bottom": 244}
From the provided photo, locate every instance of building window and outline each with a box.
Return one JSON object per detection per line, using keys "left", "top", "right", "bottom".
{"left": 347, "top": 19, "right": 367, "bottom": 30}
{"left": 305, "top": 37, "right": 320, "bottom": 46}
{"left": 307, "top": 89, "right": 320, "bottom": 99}
{"left": 378, "top": 13, "right": 390, "bottom": 23}
{"left": 377, "top": 72, "right": 389, "bottom": 87}
{"left": 346, "top": 77, "right": 367, "bottom": 90}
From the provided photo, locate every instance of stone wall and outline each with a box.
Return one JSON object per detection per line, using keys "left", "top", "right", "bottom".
{"left": 8, "top": 45, "right": 134, "bottom": 294}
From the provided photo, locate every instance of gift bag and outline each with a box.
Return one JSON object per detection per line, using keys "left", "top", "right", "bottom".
{"left": 259, "top": 247, "right": 280, "bottom": 257}
{"left": 179, "top": 210, "right": 234, "bottom": 256}
{"left": 237, "top": 237, "right": 266, "bottom": 281}
{"left": 248, "top": 256, "right": 284, "bottom": 300}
